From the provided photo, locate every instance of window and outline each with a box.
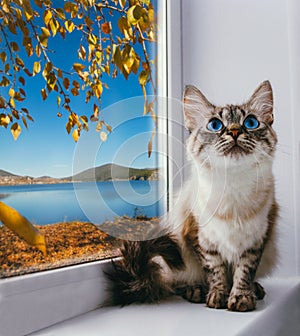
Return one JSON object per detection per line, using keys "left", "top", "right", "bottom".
{"left": 0, "top": 1, "right": 183, "bottom": 335}
{"left": 0, "top": 0, "right": 164, "bottom": 279}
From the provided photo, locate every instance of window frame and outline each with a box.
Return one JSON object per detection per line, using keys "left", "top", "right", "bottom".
{"left": 287, "top": 0, "right": 300, "bottom": 274}
{"left": 0, "top": 1, "right": 184, "bottom": 335}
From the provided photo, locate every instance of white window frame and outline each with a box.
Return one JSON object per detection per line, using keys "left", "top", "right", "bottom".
{"left": 0, "top": 1, "right": 184, "bottom": 335}
{"left": 287, "top": 0, "right": 300, "bottom": 274}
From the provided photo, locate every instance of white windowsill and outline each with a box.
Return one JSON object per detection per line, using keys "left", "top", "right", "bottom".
{"left": 0, "top": 260, "right": 110, "bottom": 336}
{"left": 29, "top": 277, "right": 300, "bottom": 336}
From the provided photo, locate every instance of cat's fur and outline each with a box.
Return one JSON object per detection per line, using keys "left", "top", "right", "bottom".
{"left": 105, "top": 80, "right": 278, "bottom": 312}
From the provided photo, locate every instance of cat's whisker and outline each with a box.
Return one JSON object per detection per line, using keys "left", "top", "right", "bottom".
{"left": 276, "top": 143, "right": 292, "bottom": 156}
{"left": 254, "top": 144, "right": 274, "bottom": 160}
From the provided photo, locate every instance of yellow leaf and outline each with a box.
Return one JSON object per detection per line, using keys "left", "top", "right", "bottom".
{"left": 9, "top": 97, "right": 16, "bottom": 108}
{"left": 119, "top": 0, "right": 126, "bottom": 8}
{"left": 96, "top": 120, "right": 104, "bottom": 131}
{"left": 93, "top": 103, "right": 99, "bottom": 118}
{"left": 127, "top": 5, "right": 144, "bottom": 25}
{"left": 39, "top": 33, "right": 48, "bottom": 47}
{"left": 106, "top": 124, "right": 112, "bottom": 133}
{"left": 10, "top": 122, "right": 21, "bottom": 140}
{"left": 131, "top": 57, "right": 140, "bottom": 74}
{"left": 2, "top": 3, "right": 9, "bottom": 13}
{"left": 87, "top": 33, "right": 97, "bottom": 45}
{"left": 72, "top": 128, "right": 79, "bottom": 142}
{"left": 44, "top": 9, "right": 52, "bottom": 26}
{"left": 127, "top": 6, "right": 138, "bottom": 25}
{"left": 78, "top": 45, "right": 86, "bottom": 60}
{"left": 23, "top": 0, "right": 34, "bottom": 21}
{"left": 113, "top": 45, "right": 122, "bottom": 69}
{"left": 0, "top": 114, "right": 10, "bottom": 128}
{"left": 139, "top": 69, "right": 149, "bottom": 86}
{"left": 80, "top": 115, "right": 88, "bottom": 123}
{"left": 15, "top": 56, "right": 24, "bottom": 67}
{"left": 100, "top": 131, "right": 107, "bottom": 141}
{"left": 36, "top": 44, "right": 41, "bottom": 57}
{"left": 33, "top": 61, "right": 41, "bottom": 75}
{"left": 71, "top": 87, "right": 79, "bottom": 96}
{"left": 92, "top": 82, "right": 103, "bottom": 99}
{"left": 80, "top": 115, "right": 89, "bottom": 131}
{"left": 9, "top": 88, "right": 15, "bottom": 97}
{"left": 0, "top": 76, "right": 10, "bottom": 87}
{"left": 66, "top": 120, "right": 72, "bottom": 134}
{"left": 118, "top": 16, "right": 133, "bottom": 39}
{"left": 49, "top": 18, "right": 59, "bottom": 36}
{"left": 148, "top": 7, "right": 155, "bottom": 23}
{"left": 41, "top": 27, "right": 51, "bottom": 37}
{"left": 0, "top": 201, "right": 47, "bottom": 255}
{"left": 41, "top": 88, "right": 47, "bottom": 100}
{"left": 56, "top": 8, "right": 66, "bottom": 20}
{"left": 73, "top": 63, "right": 85, "bottom": 72}
{"left": 65, "top": 20, "right": 75, "bottom": 33}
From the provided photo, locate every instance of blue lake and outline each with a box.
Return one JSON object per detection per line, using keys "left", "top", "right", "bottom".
{"left": 0, "top": 181, "right": 165, "bottom": 225}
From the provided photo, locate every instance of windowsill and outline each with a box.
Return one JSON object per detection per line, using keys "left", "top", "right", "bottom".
{"left": 0, "top": 260, "right": 110, "bottom": 336}
{"left": 30, "top": 277, "right": 300, "bottom": 336}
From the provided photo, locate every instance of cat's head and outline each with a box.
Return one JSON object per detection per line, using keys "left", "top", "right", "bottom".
{"left": 183, "top": 80, "right": 277, "bottom": 166}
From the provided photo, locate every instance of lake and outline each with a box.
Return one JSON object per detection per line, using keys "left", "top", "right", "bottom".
{"left": 0, "top": 181, "right": 166, "bottom": 225}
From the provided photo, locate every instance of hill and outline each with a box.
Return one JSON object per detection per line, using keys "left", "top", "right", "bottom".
{"left": 71, "top": 164, "right": 158, "bottom": 182}
{"left": 0, "top": 169, "right": 18, "bottom": 177}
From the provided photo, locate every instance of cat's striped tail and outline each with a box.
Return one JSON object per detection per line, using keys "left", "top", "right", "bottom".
{"left": 104, "top": 234, "right": 185, "bottom": 306}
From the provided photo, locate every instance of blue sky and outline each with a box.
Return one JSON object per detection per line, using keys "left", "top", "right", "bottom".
{"left": 0, "top": 3, "right": 158, "bottom": 178}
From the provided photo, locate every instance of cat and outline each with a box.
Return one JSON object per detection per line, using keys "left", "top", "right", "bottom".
{"left": 105, "top": 80, "right": 278, "bottom": 312}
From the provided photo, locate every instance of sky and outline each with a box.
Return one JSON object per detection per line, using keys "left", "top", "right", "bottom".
{"left": 0, "top": 3, "right": 158, "bottom": 178}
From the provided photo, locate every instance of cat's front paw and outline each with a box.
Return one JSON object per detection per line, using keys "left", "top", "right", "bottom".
{"left": 228, "top": 293, "right": 256, "bottom": 312}
{"left": 206, "top": 289, "right": 228, "bottom": 309}
{"left": 254, "top": 281, "right": 265, "bottom": 300}
{"left": 175, "top": 284, "right": 206, "bottom": 303}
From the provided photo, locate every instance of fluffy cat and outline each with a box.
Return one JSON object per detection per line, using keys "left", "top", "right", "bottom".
{"left": 105, "top": 80, "right": 278, "bottom": 312}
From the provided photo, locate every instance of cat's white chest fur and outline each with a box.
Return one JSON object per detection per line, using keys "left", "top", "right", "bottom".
{"left": 181, "top": 157, "right": 274, "bottom": 264}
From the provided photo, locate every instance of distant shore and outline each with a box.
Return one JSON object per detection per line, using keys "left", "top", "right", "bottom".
{"left": 0, "top": 176, "right": 72, "bottom": 186}
{"left": 0, "top": 164, "right": 160, "bottom": 187}
{"left": 0, "top": 176, "right": 159, "bottom": 187}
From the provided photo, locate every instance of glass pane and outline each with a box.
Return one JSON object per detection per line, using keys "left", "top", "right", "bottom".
{"left": 0, "top": 0, "right": 166, "bottom": 278}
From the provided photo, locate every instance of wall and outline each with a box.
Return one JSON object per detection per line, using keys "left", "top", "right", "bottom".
{"left": 182, "top": 0, "right": 299, "bottom": 276}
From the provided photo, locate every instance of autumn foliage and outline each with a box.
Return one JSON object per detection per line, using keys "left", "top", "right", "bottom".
{"left": 0, "top": 0, "right": 156, "bottom": 142}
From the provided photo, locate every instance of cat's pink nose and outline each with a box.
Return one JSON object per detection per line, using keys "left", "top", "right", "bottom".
{"left": 227, "top": 124, "right": 242, "bottom": 139}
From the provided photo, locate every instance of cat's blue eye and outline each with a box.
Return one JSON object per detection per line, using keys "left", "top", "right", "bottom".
{"left": 207, "top": 118, "right": 223, "bottom": 132}
{"left": 243, "top": 115, "right": 259, "bottom": 129}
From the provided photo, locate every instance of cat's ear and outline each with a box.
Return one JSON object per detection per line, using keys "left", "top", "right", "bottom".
{"left": 183, "top": 85, "right": 215, "bottom": 131}
{"left": 248, "top": 80, "right": 274, "bottom": 125}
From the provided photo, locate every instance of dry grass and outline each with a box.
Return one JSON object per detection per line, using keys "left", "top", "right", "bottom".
{"left": 0, "top": 217, "right": 160, "bottom": 278}
{"left": 0, "top": 222, "right": 120, "bottom": 278}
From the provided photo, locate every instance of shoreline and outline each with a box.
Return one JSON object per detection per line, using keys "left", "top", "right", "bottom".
{"left": 0, "top": 178, "right": 159, "bottom": 187}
